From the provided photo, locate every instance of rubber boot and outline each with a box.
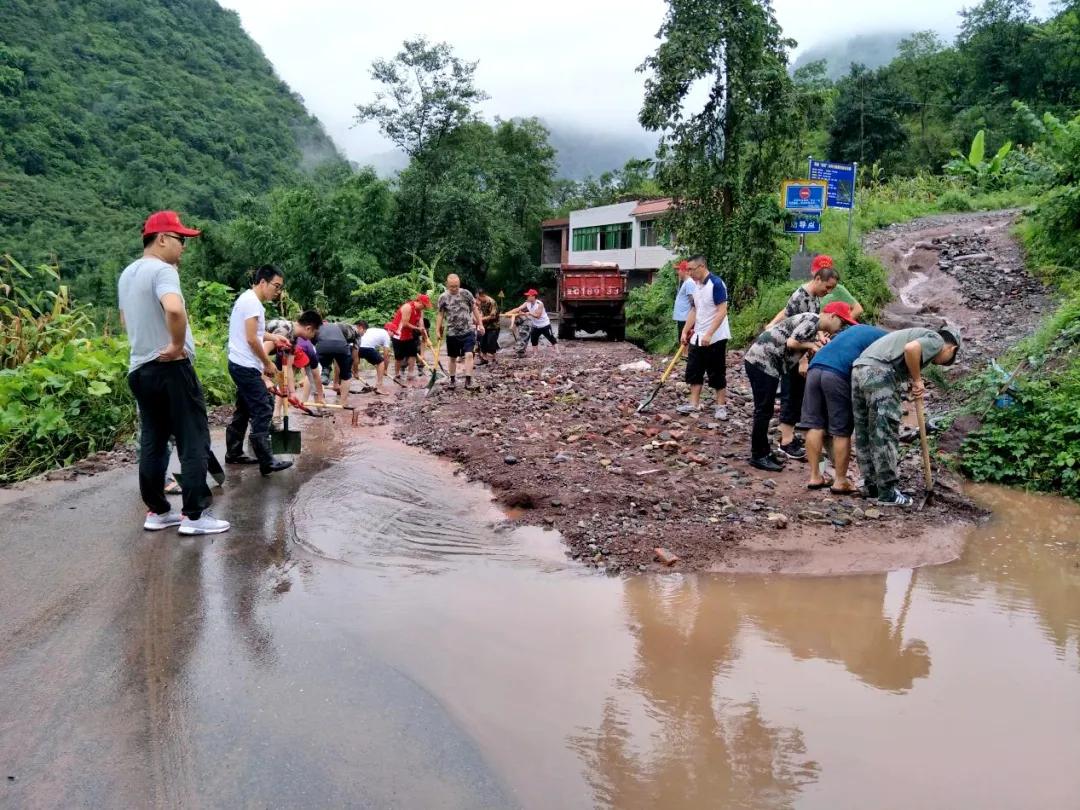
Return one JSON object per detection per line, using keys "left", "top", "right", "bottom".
{"left": 225, "top": 424, "right": 258, "bottom": 465}
{"left": 251, "top": 434, "right": 293, "bottom": 476}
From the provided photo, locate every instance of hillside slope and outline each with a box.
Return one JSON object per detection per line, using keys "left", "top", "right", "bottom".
{"left": 0, "top": 0, "right": 345, "bottom": 299}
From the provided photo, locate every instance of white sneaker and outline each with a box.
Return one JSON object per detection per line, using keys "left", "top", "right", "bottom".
{"left": 144, "top": 510, "right": 182, "bottom": 531}
{"left": 676, "top": 403, "right": 703, "bottom": 415}
{"left": 714, "top": 405, "right": 729, "bottom": 420}
{"left": 178, "top": 511, "right": 231, "bottom": 535}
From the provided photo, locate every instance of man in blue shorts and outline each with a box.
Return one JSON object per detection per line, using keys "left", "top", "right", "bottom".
{"left": 436, "top": 274, "right": 484, "bottom": 390}
{"left": 799, "top": 306, "right": 886, "bottom": 494}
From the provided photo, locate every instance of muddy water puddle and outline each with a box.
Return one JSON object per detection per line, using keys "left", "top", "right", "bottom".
{"left": 289, "top": 440, "right": 1080, "bottom": 809}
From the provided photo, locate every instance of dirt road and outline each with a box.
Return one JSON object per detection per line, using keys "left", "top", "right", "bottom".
{"left": 392, "top": 210, "right": 1049, "bottom": 574}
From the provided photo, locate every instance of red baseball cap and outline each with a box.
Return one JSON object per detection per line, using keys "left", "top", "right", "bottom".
{"left": 823, "top": 301, "right": 858, "bottom": 325}
{"left": 142, "top": 210, "right": 201, "bottom": 238}
{"left": 416, "top": 293, "right": 432, "bottom": 308}
{"left": 525, "top": 288, "right": 539, "bottom": 297}
{"left": 292, "top": 345, "right": 310, "bottom": 369}
{"left": 811, "top": 254, "right": 834, "bottom": 273}
{"left": 676, "top": 259, "right": 690, "bottom": 272}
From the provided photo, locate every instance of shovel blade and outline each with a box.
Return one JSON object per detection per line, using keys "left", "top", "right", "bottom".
{"left": 271, "top": 429, "right": 302, "bottom": 455}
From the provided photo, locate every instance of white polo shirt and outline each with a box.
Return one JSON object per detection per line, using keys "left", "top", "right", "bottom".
{"left": 691, "top": 273, "right": 731, "bottom": 345}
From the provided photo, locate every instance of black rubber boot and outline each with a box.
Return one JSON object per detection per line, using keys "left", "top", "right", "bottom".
{"left": 251, "top": 434, "right": 293, "bottom": 476}
{"left": 225, "top": 425, "right": 258, "bottom": 465}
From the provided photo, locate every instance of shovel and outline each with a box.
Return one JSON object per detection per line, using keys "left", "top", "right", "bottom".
{"left": 425, "top": 337, "right": 444, "bottom": 395}
{"left": 271, "top": 372, "right": 302, "bottom": 455}
{"left": 173, "top": 448, "right": 226, "bottom": 489}
{"left": 636, "top": 344, "right": 685, "bottom": 414}
{"left": 914, "top": 395, "right": 934, "bottom": 510}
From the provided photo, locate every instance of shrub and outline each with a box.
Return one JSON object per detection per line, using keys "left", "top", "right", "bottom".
{"left": 626, "top": 262, "right": 679, "bottom": 354}
{"left": 938, "top": 191, "right": 975, "bottom": 212}
{"left": 0, "top": 339, "right": 136, "bottom": 482}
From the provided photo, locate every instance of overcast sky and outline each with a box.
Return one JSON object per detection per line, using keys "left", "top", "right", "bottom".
{"left": 218, "top": 0, "right": 1058, "bottom": 162}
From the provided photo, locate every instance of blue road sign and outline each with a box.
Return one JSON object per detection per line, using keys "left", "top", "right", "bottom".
{"left": 809, "top": 159, "right": 857, "bottom": 210}
{"left": 782, "top": 180, "right": 827, "bottom": 212}
{"left": 784, "top": 213, "right": 821, "bottom": 234}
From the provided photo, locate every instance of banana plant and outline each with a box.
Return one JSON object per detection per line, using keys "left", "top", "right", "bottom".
{"left": 945, "top": 129, "right": 1013, "bottom": 188}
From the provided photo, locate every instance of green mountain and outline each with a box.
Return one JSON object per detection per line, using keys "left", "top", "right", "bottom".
{"left": 0, "top": 0, "right": 345, "bottom": 301}
{"left": 792, "top": 31, "right": 913, "bottom": 80}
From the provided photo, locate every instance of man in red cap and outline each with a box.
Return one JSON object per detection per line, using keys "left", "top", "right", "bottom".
{"left": 800, "top": 307, "right": 886, "bottom": 494}
{"left": 388, "top": 293, "right": 431, "bottom": 381}
{"left": 118, "top": 211, "right": 229, "bottom": 535}
{"left": 505, "top": 289, "right": 557, "bottom": 354}
{"left": 672, "top": 259, "right": 695, "bottom": 345}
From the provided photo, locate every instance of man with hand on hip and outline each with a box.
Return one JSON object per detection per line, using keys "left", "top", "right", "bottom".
{"left": 118, "top": 210, "right": 229, "bottom": 535}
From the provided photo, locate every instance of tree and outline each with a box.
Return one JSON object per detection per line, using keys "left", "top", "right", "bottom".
{"left": 354, "top": 37, "right": 488, "bottom": 159}
{"left": 638, "top": 0, "right": 800, "bottom": 301}
{"left": 355, "top": 38, "right": 488, "bottom": 259}
{"left": 827, "top": 65, "right": 910, "bottom": 170}
{"left": 957, "top": 0, "right": 1037, "bottom": 103}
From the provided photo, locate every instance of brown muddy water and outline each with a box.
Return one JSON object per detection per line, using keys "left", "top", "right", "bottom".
{"left": 288, "top": 435, "right": 1080, "bottom": 809}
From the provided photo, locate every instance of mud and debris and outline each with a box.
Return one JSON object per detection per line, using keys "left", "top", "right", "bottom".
{"left": 389, "top": 210, "right": 1051, "bottom": 574}
{"left": 390, "top": 341, "right": 981, "bottom": 574}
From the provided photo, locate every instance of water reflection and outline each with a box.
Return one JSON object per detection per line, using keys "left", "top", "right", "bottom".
{"left": 923, "top": 485, "right": 1080, "bottom": 660}
{"left": 571, "top": 577, "right": 819, "bottom": 809}
{"left": 733, "top": 572, "right": 930, "bottom": 692}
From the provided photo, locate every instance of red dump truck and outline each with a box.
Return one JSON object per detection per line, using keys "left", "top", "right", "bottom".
{"left": 555, "top": 263, "right": 628, "bottom": 340}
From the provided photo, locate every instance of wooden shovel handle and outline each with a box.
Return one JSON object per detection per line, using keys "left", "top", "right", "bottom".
{"left": 914, "top": 396, "right": 933, "bottom": 490}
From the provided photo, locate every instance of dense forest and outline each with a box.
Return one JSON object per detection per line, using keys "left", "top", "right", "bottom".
{"left": 0, "top": 0, "right": 345, "bottom": 304}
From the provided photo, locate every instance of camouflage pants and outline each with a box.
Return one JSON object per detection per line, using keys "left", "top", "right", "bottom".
{"left": 851, "top": 364, "right": 901, "bottom": 492}
{"left": 512, "top": 320, "right": 531, "bottom": 355}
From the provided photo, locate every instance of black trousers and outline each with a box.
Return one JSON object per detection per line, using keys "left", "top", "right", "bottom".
{"left": 780, "top": 366, "right": 806, "bottom": 426}
{"left": 745, "top": 360, "right": 781, "bottom": 459}
{"left": 128, "top": 359, "right": 211, "bottom": 519}
{"left": 228, "top": 362, "right": 273, "bottom": 440}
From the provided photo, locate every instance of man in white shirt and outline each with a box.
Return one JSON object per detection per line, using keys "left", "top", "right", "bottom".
{"left": 678, "top": 255, "right": 731, "bottom": 420}
{"left": 354, "top": 320, "right": 391, "bottom": 392}
{"left": 225, "top": 265, "right": 292, "bottom": 476}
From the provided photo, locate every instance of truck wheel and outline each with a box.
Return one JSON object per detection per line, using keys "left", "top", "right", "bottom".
{"left": 558, "top": 321, "right": 576, "bottom": 340}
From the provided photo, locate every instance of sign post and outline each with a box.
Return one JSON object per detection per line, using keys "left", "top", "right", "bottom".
{"left": 808, "top": 158, "right": 858, "bottom": 246}
{"left": 781, "top": 180, "right": 827, "bottom": 278}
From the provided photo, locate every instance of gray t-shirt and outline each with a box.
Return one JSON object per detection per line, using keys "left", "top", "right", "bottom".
{"left": 117, "top": 257, "right": 195, "bottom": 371}
{"left": 853, "top": 327, "right": 945, "bottom": 378}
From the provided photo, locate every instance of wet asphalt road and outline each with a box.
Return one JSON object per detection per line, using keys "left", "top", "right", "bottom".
{"left": 0, "top": 425, "right": 514, "bottom": 809}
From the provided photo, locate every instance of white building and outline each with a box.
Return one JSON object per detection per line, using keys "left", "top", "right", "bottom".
{"left": 541, "top": 199, "right": 677, "bottom": 288}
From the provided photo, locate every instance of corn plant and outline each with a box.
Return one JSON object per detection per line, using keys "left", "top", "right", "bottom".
{"left": 1, "top": 255, "right": 93, "bottom": 369}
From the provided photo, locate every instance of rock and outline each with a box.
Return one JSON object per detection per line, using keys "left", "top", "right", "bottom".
{"left": 864, "top": 508, "right": 883, "bottom": 520}
{"left": 618, "top": 360, "right": 653, "bottom": 372}
{"left": 503, "top": 455, "right": 518, "bottom": 465}
{"left": 763, "top": 478, "right": 777, "bottom": 489}
{"left": 831, "top": 516, "right": 852, "bottom": 527}
{"left": 659, "top": 501, "right": 673, "bottom": 512}
{"left": 767, "top": 512, "right": 788, "bottom": 529}
{"left": 654, "top": 547, "right": 680, "bottom": 566}
{"left": 551, "top": 499, "right": 563, "bottom": 507}
{"left": 45, "top": 468, "right": 77, "bottom": 481}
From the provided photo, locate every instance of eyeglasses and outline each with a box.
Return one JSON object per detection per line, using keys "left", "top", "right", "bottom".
{"left": 164, "top": 233, "right": 187, "bottom": 246}
{"left": 270, "top": 282, "right": 284, "bottom": 291}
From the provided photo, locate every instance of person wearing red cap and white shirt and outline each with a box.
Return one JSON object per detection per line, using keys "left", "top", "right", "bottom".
{"left": 387, "top": 293, "right": 431, "bottom": 381}
{"left": 118, "top": 211, "right": 229, "bottom": 535}
{"left": 505, "top": 289, "right": 557, "bottom": 355}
